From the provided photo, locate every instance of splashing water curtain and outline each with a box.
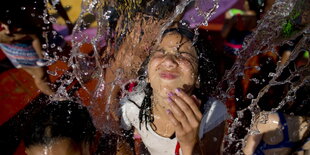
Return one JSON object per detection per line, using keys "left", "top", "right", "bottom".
{"left": 35, "top": 0, "right": 309, "bottom": 153}
{"left": 218, "top": 0, "right": 310, "bottom": 153}
{"left": 63, "top": 0, "right": 222, "bottom": 133}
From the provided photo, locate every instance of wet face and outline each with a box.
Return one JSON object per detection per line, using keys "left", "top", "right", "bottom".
{"left": 25, "top": 138, "right": 88, "bottom": 155}
{"left": 148, "top": 32, "right": 198, "bottom": 98}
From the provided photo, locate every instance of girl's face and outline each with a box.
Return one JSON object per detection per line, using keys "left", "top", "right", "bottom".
{"left": 148, "top": 32, "right": 199, "bottom": 98}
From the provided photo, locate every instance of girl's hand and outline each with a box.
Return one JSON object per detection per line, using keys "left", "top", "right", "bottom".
{"left": 166, "top": 88, "right": 202, "bottom": 155}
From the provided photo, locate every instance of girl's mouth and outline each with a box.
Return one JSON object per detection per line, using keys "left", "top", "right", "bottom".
{"left": 159, "top": 72, "right": 179, "bottom": 80}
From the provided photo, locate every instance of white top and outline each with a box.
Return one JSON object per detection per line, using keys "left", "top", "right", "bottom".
{"left": 120, "top": 91, "right": 228, "bottom": 155}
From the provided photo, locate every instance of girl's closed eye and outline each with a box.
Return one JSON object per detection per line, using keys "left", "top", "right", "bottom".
{"left": 152, "top": 49, "right": 165, "bottom": 57}
{"left": 152, "top": 50, "right": 196, "bottom": 63}
{"left": 177, "top": 52, "right": 197, "bottom": 63}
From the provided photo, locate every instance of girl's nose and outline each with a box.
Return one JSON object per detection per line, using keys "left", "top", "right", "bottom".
{"left": 161, "top": 54, "right": 178, "bottom": 69}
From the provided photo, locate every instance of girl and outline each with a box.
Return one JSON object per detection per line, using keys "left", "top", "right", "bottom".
{"left": 120, "top": 26, "right": 228, "bottom": 155}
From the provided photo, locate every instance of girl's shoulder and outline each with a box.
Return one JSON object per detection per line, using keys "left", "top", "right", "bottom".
{"left": 120, "top": 91, "right": 145, "bottom": 130}
{"left": 120, "top": 90, "right": 145, "bottom": 107}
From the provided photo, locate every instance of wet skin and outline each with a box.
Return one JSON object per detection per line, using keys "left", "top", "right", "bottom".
{"left": 148, "top": 31, "right": 198, "bottom": 99}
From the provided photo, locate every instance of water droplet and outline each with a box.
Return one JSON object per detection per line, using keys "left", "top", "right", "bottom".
{"left": 254, "top": 66, "right": 261, "bottom": 71}
{"left": 268, "top": 72, "right": 277, "bottom": 77}
{"left": 47, "top": 70, "right": 57, "bottom": 76}
{"left": 250, "top": 78, "right": 260, "bottom": 84}
{"left": 213, "top": 137, "right": 218, "bottom": 142}
{"left": 246, "top": 93, "right": 254, "bottom": 99}
{"left": 50, "top": 43, "right": 56, "bottom": 48}
{"left": 42, "top": 44, "right": 47, "bottom": 49}
{"left": 57, "top": 46, "right": 63, "bottom": 52}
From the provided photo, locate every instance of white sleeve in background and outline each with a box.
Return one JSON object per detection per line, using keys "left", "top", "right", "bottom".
{"left": 120, "top": 98, "right": 132, "bottom": 130}
{"left": 120, "top": 92, "right": 145, "bottom": 131}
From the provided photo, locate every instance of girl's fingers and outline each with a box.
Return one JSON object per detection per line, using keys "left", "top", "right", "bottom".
{"left": 166, "top": 109, "right": 183, "bottom": 131}
{"left": 166, "top": 109, "right": 183, "bottom": 130}
{"left": 192, "top": 95, "right": 202, "bottom": 107}
{"left": 167, "top": 97, "right": 193, "bottom": 129}
{"left": 174, "top": 89, "right": 202, "bottom": 120}
{"left": 168, "top": 94, "right": 199, "bottom": 129}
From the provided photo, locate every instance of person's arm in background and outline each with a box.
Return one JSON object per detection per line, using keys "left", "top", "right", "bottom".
{"left": 0, "top": 32, "right": 14, "bottom": 44}
{"left": 29, "top": 34, "right": 44, "bottom": 59}
{"left": 221, "top": 12, "right": 236, "bottom": 39}
{"left": 0, "top": 23, "right": 28, "bottom": 44}
{"left": 243, "top": 112, "right": 267, "bottom": 155}
{"left": 243, "top": 112, "right": 278, "bottom": 155}
{"left": 243, "top": 130, "right": 263, "bottom": 155}
{"left": 280, "top": 50, "right": 292, "bottom": 65}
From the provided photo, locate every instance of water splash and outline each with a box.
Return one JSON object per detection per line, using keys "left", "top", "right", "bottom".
{"left": 157, "top": 0, "right": 194, "bottom": 43}
{"left": 64, "top": 0, "right": 222, "bottom": 134}
{"left": 218, "top": 0, "right": 310, "bottom": 152}
{"left": 36, "top": 0, "right": 309, "bottom": 153}
{"left": 195, "top": 0, "right": 219, "bottom": 26}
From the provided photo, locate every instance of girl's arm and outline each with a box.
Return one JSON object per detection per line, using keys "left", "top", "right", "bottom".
{"left": 29, "top": 34, "right": 44, "bottom": 59}
{"left": 243, "top": 114, "right": 264, "bottom": 155}
{"left": 221, "top": 12, "right": 237, "bottom": 38}
{"left": 0, "top": 32, "right": 14, "bottom": 43}
{"left": 0, "top": 24, "right": 22, "bottom": 43}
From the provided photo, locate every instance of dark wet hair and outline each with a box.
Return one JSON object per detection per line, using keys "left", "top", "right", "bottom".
{"left": 23, "top": 101, "right": 96, "bottom": 148}
{"left": 133, "top": 25, "right": 217, "bottom": 130}
{"left": 0, "top": 5, "right": 40, "bottom": 34}
{"left": 115, "top": 0, "right": 179, "bottom": 19}
{"left": 141, "top": 0, "right": 179, "bottom": 19}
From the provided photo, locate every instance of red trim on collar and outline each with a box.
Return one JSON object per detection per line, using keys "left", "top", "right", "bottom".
{"left": 175, "top": 142, "right": 180, "bottom": 155}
